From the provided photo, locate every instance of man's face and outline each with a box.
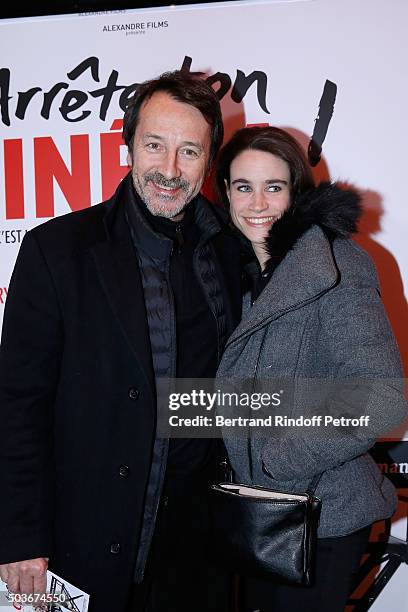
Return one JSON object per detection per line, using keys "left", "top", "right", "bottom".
{"left": 128, "top": 91, "right": 212, "bottom": 220}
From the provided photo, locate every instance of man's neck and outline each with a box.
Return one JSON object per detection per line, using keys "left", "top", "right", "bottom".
{"left": 130, "top": 185, "right": 197, "bottom": 242}
{"left": 171, "top": 211, "right": 185, "bottom": 222}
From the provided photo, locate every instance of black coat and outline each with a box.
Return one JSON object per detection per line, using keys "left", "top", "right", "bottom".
{"left": 0, "top": 175, "right": 241, "bottom": 612}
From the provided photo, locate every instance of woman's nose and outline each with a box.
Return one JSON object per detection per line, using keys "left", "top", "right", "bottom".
{"left": 248, "top": 191, "right": 268, "bottom": 212}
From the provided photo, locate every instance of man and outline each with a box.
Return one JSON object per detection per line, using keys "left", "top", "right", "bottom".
{"left": 0, "top": 71, "right": 241, "bottom": 612}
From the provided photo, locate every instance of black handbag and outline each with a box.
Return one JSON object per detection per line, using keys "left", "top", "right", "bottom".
{"left": 209, "top": 459, "right": 322, "bottom": 586}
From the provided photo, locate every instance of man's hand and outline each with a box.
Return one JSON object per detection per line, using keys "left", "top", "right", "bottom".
{"left": 0, "top": 557, "right": 48, "bottom": 594}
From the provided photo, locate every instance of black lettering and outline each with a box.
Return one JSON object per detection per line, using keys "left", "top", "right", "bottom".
{"left": 89, "top": 70, "right": 124, "bottom": 120}
{"left": 15, "top": 87, "right": 42, "bottom": 120}
{"left": 67, "top": 56, "right": 100, "bottom": 83}
{"left": 119, "top": 83, "right": 139, "bottom": 112}
{"left": 40, "top": 83, "right": 68, "bottom": 120}
{"left": 231, "top": 70, "right": 270, "bottom": 114}
{"left": 206, "top": 72, "right": 231, "bottom": 100}
{"left": 1, "top": 55, "right": 272, "bottom": 127}
{"left": 59, "top": 90, "right": 90, "bottom": 122}
{"left": 308, "top": 79, "right": 337, "bottom": 166}
{"left": 180, "top": 56, "right": 205, "bottom": 78}
{"left": 0, "top": 68, "right": 11, "bottom": 126}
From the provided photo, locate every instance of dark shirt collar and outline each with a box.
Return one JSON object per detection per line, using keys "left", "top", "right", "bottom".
{"left": 124, "top": 176, "right": 221, "bottom": 262}
{"left": 138, "top": 192, "right": 196, "bottom": 240}
{"left": 125, "top": 178, "right": 189, "bottom": 263}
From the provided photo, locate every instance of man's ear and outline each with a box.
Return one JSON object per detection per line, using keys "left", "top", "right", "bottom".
{"left": 126, "top": 150, "right": 132, "bottom": 167}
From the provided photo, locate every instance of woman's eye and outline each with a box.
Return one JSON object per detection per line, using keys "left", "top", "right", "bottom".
{"left": 237, "top": 185, "right": 252, "bottom": 192}
{"left": 266, "top": 185, "right": 282, "bottom": 192}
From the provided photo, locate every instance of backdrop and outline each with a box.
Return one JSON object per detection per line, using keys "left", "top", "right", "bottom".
{"left": 0, "top": 0, "right": 407, "bottom": 608}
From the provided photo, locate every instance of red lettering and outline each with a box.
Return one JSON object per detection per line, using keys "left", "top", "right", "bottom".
{"left": 4, "top": 139, "right": 25, "bottom": 219}
{"left": 246, "top": 122, "right": 270, "bottom": 128}
{"left": 34, "top": 135, "right": 91, "bottom": 217}
{"left": 100, "top": 120, "right": 129, "bottom": 200}
{"left": 109, "top": 119, "right": 123, "bottom": 131}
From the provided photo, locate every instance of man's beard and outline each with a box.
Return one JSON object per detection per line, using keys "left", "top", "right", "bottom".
{"left": 132, "top": 169, "right": 195, "bottom": 218}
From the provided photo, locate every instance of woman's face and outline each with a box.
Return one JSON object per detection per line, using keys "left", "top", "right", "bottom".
{"left": 226, "top": 149, "right": 291, "bottom": 248}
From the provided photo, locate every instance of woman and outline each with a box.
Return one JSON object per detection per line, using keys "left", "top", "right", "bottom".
{"left": 215, "top": 126, "right": 406, "bottom": 612}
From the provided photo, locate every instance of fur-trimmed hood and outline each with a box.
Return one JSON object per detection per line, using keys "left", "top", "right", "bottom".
{"left": 264, "top": 182, "right": 362, "bottom": 274}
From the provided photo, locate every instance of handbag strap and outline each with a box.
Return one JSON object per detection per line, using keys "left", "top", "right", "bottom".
{"left": 307, "top": 472, "right": 323, "bottom": 496}
{"left": 219, "top": 453, "right": 234, "bottom": 483}
{"left": 223, "top": 447, "right": 322, "bottom": 497}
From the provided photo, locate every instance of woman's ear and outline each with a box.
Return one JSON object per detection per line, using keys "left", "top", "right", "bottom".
{"left": 224, "top": 179, "right": 231, "bottom": 201}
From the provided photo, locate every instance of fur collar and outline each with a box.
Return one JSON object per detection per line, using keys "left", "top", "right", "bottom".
{"left": 264, "top": 182, "right": 362, "bottom": 274}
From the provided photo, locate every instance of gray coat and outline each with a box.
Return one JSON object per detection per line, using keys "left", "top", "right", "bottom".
{"left": 217, "top": 183, "right": 407, "bottom": 537}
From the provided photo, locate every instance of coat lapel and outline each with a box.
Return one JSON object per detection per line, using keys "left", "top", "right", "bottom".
{"left": 225, "top": 226, "right": 339, "bottom": 347}
{"left": 90, "top": 184, "right": 154, "bottom": 395}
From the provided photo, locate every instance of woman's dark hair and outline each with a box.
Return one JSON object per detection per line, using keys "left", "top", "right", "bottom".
{"left": 215, "top": 126, "right": 314, "bottom": 208}
{"left": 123, "top": 70, "right": 224, "bottom": 166}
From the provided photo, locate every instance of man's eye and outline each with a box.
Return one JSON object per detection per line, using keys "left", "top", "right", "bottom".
{"left": 181, "top": 148, "right": 199, "bottom": 158}
{"left": 237, "top": 185, "right": 252, "bottom": 192}
{"left": 146, "top": 142, "right": 161, "bottom": 151}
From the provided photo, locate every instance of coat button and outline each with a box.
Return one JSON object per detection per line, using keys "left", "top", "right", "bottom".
{"left": 119, "top": 465, "right": 130, "bottom": 478}
{"left": 110, "top": 542, "right": 121, "bottom": 554}
{"left": 128, "top": 387, "right": 139, "bottom": 400}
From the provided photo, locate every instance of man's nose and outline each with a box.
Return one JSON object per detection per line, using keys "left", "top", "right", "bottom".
{"left": 249, "top": 191, "right": 268, "bottom": 212}
{"left": 160, "top": 150, "right": 181, "bottom": 179}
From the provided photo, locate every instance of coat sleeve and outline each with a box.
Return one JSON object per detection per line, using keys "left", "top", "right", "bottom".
{"left": 0, "top": 230, "right": 62, "bottom": 564}
{"left": 261, "top": 284, "right": 407, "bottom": 482}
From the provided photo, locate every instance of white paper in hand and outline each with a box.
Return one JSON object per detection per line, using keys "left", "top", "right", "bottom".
{"left": 0, "top": 570, "right": 90, "bottom": 611}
